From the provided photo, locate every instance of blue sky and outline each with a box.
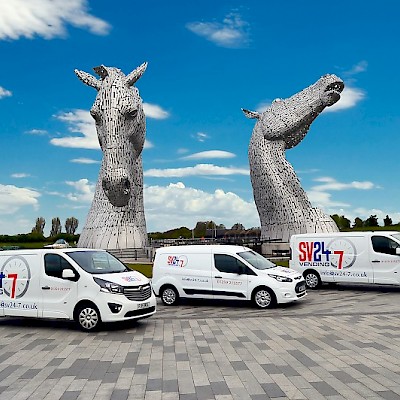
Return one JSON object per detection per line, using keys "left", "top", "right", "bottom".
{"left": 0, "top": 0, "right": 399, "bottom": 236}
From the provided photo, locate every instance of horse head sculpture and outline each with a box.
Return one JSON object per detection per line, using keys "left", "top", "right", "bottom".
{"left": 243, "top": 74, "right": 344, "bottom": 242}
{"left": 74, "top": 63, "right": 148, "bottom": 249}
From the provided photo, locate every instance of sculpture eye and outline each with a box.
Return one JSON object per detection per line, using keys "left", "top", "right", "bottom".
{"left": 126, "top": 109, "right": 138, "bottom": 119}
{"left": 90, "top": 109, "right": 102, "bottom": 124}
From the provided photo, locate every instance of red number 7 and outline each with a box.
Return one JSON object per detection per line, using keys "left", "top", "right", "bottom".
{"left": 8, "top": 273, "right": 18, "bottom": 299}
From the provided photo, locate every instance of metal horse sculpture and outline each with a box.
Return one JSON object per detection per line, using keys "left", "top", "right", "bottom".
{"left": 243, "top": 74, "right": 344, "bottom": 242}
{"left": 75, "top": 63, "right": 148, "bottom": 250}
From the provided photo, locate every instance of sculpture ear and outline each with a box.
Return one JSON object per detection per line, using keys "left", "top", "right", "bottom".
{"left": 74, "top": 69, "right": 101, "bottom": 90}
{"left": 125, "top": 62, "right": 148, "bottom": 86}
{"left": 242, "top": 108, "right": 261, "bottom": 119}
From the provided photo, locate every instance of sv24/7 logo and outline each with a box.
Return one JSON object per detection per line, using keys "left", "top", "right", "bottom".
{"left": 298, "top": 239, "right": 357, "bottom": 269}
{"left": 167, "top": 255, "right": 188, "bottom": 268}
{"left": 0, "top": 256, "right": 31, "bottom": 299}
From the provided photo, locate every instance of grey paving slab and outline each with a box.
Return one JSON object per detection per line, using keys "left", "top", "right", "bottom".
{"left": 1, "top": 285, "right": 400, "bottom": 399}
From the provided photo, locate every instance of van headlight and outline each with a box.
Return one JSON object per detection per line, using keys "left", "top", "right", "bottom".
{"left": 94, "top": 277, "right": 124, "bottom": 294}
{"left": 268, "top": 274, "right": 293, "bottom": 283}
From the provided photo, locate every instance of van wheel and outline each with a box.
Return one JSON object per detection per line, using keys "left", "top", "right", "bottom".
{"left": 253, "top": 287, "right": 275, "bottom": 308}
{"left": 75, "top": 303, "right": 101, "bottom": 331}
{"left": 304, "top": 271, "right": 321, "bottom": 289}
{"left": 160, "top": 286, "right": 179, "bottom": 306}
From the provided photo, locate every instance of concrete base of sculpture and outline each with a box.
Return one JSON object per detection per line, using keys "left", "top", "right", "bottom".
{"left": 243, "top": 74, "right": 344, "bottom": 243}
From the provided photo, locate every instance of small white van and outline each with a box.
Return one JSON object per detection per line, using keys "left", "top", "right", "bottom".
{"left": 290, "top": 231, "right": 400, "bottom": 288}
{"left": 152, "top": 245, "right": 306, "bottom": 308}
{"left": 0, "top": 248, "right": 156, "bottom": 331}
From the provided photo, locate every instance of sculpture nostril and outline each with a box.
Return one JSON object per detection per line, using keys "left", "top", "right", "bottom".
{"left": 123, "top": 178, "right": 130, "bottom": 195}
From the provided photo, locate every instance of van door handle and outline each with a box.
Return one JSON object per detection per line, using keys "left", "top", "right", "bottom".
{"left": 214, "top": 276, "right": 222, "bottom": 279}
{"left": 42, "top": 286, "right": 50, "bottom": 290}
{"left": 371, "top": 260, "right": 380, "bottom": 263}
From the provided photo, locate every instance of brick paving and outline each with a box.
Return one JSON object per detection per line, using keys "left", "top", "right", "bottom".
{"left": 1, "top": 284, "right": 400, "bottom": 399}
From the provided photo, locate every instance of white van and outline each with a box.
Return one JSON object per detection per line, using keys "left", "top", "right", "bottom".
{"left": 0, "top": 248, "right": 156, "bottom": 331}
{"left": 152, "top": 245, "right": 306, "bottom": 308}
{"left": 290, "top": 231, "right": 400, "bottom": 288}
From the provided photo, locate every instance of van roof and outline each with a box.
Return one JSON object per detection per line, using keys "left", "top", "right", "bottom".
{"left": 291, "top": 231, "right": 400, "bottom": 239}
{"left": 0, "top": 248, "right": 107, "bottom": 256}
{"left": 155, "top": 244, "right": 251, "bottom": 254}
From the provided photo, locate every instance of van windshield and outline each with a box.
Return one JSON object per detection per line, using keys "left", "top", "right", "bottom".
{"left": 391, "top": 233, "right": 400, "bottom": 243}
{"left": 67, "top": 251, "right": 129, "bottom": 274}
{"left": 237, "top": 250, "right": 276, "bottom": 270}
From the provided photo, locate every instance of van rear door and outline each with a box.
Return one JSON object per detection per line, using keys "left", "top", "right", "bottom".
{"left": 0, "top": 253, "right": 39, "bottom": 318}
{"left": 369, "top": 235, "right": 400, "bottom": 285}
{"left": 211, "top": 254, "right": 249, "bottom": 300}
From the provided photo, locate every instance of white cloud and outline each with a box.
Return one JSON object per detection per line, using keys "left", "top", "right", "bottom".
{"left": 144, "top": 182, "right": 258, "bottom": 231}
{"left": 307, "top": 190, "right": 350, "bottom": 209}
{"left": 51, "top": 109, "right": 98, "bottom": 149}
{"left": 0, "top": 184, "right": 40, "bottom": 214}
{"left": 181, "top": 150, "right": 236, "bottom": 160}
{"left": 143, "top": 103, "right": 170, "bottom": 119}
{"left": 0, "top": 86, "right": 12, "bottom": 98}
{"left": 65, "top": 179, "right": 95, "bottom": 203}
{"left": 311, "top": 177, "right": 375, "bottom": 191}
{"left": 25, "top": 129, "right": 48, "bottom": 135}
{"left": 144, "top": 140, "right": 154, "bottom": 149}
{"left": 177, "top": 148, "right": 189, "bottom": 155}
{"left": 192, "top": 132, "right": 209, "bottom": 142}
{"left": 345, "top": 61, "right": 368, "bottom": 76}
{"left": 70, "top": 158, "right": 100, "bottom": 164}
{"left": 0, "top": 0, "right": 111, "bottom": 40}
{"left": 11, "top": 173, "right": 30, "bottom": 178}
{"left": 324, "top": 86, "right": 365, "bottom": 113}
{"left": 186, "top": 12, "right": 250, "bottom": 48}
{"left": 144, "top": 164, "right": 249, "bottom": 178}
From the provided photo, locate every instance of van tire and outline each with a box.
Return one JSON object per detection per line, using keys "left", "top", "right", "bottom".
{"left": 160, "top": 286, "right": 179, "bottom": 306}
{"left": 75, "top": 302, "right": 101, "bottom": 331}
{"left": 304, "top": 270, "right": 321, "bottom": 289}
{"left": 252, "top": 287, "right": 276, "bottom": 308}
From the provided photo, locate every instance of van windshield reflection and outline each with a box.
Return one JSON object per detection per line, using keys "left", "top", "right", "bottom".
{"left": 67, "top": 251, "right": 129, "bottom": 274}
{"left": 238, "top": 251, "right": 276, "bottom": 270}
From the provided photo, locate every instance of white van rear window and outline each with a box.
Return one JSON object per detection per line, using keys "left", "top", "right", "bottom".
{"left": 238, "top": 251, "right": 276, "bottom": 270}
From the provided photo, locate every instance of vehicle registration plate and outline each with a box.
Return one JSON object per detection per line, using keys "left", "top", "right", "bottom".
{"left": 138, "top": 302, "right": 150, "bottom": 310}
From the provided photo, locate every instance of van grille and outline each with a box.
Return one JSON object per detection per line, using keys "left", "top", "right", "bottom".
{"left": 123, "top": 284, "right": 152, "bottom": 301}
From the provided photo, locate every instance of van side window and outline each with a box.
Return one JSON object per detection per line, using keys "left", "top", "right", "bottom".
{"left": 44, "top": 254, "right": 79, "bottom": 281}
{"left": 371, "top": 236, "right": 400, "bottom": 256}
{"left": 214, "top": 254, "right": 256, "bottom": 275}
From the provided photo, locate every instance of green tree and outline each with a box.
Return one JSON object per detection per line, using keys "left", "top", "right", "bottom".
{"left": 383, "top": 215, "right": 393, "bottom": 226}
{"left": 364, "top": 215, "right": 379, "bottom": 227}
{"left": 353, "top": 217, "right": 363, "bottom": 228}
{"left": 50, "top": 217, "right": 62, "bottom": 237}
{"left": 231, "top": 223, "right": 245, "bottom": 230}
{"left": 31, "top": 217, "right": 45, "bottom": 235}
{"left": 331, "top": 214, "right": 351, "bottom": 230}
{"left": 65, "top": 217, "right": 79, "bottom": 234}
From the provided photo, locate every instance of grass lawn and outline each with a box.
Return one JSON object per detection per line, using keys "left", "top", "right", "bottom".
{"left": 127, "top": 263, "right": 153, "bottom": 278}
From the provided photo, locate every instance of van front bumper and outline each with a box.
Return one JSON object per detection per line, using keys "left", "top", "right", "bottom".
{"left": 96, "top": 292, "right": 157, "bottom": 322}
{"left": 274, "top": 281, "right": 307, "bottom": 304}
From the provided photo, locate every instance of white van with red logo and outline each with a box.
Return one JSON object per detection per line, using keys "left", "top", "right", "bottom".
{"left": 152, "top": 245, "right": 306, "bottom": 308}
{"left": 0, "top": 248, "right": 156, "bottom": 331}
{"left": 289, "top": 232, "right": 400, "bottom": 288}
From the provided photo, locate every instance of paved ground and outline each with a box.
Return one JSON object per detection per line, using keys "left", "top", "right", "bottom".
{"left": 1, "top": 284, "right": 400, "bottom": 399}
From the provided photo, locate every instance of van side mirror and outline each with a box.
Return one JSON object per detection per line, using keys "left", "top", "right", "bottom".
{"left": 396, "top": 248, "right": 400, "bottom": 256}
{"left": 62, "top": 269, "right": 76, "bottom": 279}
